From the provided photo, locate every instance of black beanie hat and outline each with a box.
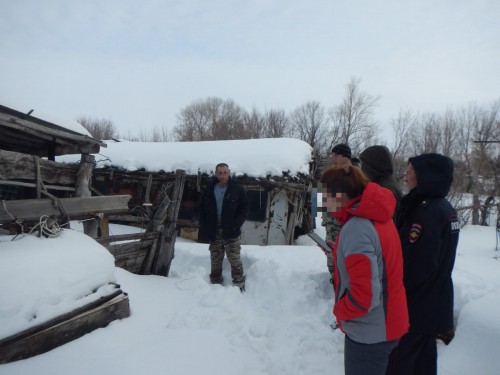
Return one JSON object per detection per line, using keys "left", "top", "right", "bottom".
{"left": 331, "top": 144, "right": 351, "bottom": 159}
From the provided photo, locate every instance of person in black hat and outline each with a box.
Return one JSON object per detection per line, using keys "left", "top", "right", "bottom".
{"left": 359, "top": 145, "right": 402, "bottom": 218}
{"left": 331, "top": 143, "right": 352, "bottom": 166}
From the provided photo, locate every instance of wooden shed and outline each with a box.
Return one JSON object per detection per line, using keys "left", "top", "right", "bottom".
{"left": 0, "top": 104, "right": 131, "bottom": 363}
{"left": 61, "top": 138, "right": 317, "bottom": 246}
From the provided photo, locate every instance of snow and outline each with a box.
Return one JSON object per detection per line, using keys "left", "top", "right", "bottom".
{"left": 1, "top": 219, "right": 499, "bottom": 374}
{"left": 57, "top": 138, "right": 313, "bottom": 177}
{"left": 1, "top": 133, "right": 498, "bottom": 373}
{"left": 0, "top": 229, "right": 117, "bottom": 339}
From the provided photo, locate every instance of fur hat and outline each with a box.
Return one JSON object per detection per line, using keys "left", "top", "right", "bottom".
{"left": 331, "top": 143, "right": 351, "bottom": 159}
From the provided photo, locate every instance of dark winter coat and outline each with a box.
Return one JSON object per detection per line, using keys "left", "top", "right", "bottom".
{"left": 359, "top": 145, "right": 403, "bottom": 217}
{"left": 199, "top": 177, "right": 248, "bottom": 242}
{"left": 332, "top": 182, "right": 409, "bottom": 344}
{"left": 396, "top": 153, "right": 459, "bottom": 334}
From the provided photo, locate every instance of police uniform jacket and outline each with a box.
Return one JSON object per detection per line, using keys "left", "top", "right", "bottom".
{"left": 396, "top": 153, "right": 460, "bottom": 334}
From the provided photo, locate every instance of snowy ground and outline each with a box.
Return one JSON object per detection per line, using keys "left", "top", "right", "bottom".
{"left": 1, "top": 220, "right": 499, "bottom": 374}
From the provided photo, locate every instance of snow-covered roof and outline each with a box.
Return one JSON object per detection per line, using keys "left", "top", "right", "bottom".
{"left": 0, "top": 99, "right": 91, "bottom": 136}
{"left": 60, "top": 138, "right": 314, "bottom": 178}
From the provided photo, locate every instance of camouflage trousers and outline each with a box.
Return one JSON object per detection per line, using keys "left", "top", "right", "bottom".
{"left": 209, "top": 226, "right": 244, "bottom": 284}
{"left": 322, "top": 214, "right": 341, "bottom": 275}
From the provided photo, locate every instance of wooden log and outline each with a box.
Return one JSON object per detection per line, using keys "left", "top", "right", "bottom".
{"left": 0, "top": 291, "right": 129, "bottom": 364}
{"left": 0, "top": 195, "right": 131, "bottom": 224}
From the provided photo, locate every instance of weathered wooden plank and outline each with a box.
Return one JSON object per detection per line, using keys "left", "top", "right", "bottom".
{"left": 0, "top": 180, "right": 76, "bottom": 192}
{"left": 0, "top": 195, "right": 131, "bottom": 224}
{"left": 104, "top": 238, "right": 152, "bottom": 273}
{"left": 154, "top": 169, "right": 186, "bottom": 276}
{"left": 140, "top": 192, "right": 172, "bottom": 274}
{"left": 116, "top": 255, "right": 147, "bottom": 273}
{"left": 96, "top": 231, "right": 158, "bottom": 245}
{"left": 0, "top": 291, "right": 129, "bottom": 364}
{"left": 0, "top": 149, "right": 78, "bottom": 185}
{"left": 0, "top": 112, "right": 105, "bottom": 152}
{"left": 107, "top": 240, "right": 152, "bottom": 257}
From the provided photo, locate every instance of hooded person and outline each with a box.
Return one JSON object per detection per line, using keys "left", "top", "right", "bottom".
{"left": 359, "top": 145, "right": 402, "bottom": 217}
{"left": 387, "top": 153, "right": 460, "bottom": 375}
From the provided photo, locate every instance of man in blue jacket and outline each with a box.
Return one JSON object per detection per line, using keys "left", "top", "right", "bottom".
{"left": 387, "top": 153, "right": 460, "bottom": 375}
{"left": 199, "top": 163, "right": 248, "bottom": 289}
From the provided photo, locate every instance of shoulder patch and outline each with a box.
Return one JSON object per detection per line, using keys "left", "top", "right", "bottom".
{"left": 450, "top": 216, "right": 460, "bottom": 233}
{"left": 409, "top": 223, "right": 422, "bottom": 244}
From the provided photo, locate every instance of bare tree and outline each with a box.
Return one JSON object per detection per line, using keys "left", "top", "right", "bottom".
{"left": 290, "top": 101, "right": 330, "bottom": 153}
{"left": 411, "top": 113, "right": 442, "bottom": 154}
{"left": 264, "top": 108, "right": 291, "bottom": 138}
{"left": 173, "top": 97, "right": 248, "bottom": 141}
{"left": 398, "top": 101, "right": 499, "bottom": 225}
{"left": 328, "top": 76, "right": 380, "bottom": 154}
{"left": 77, "top": 116, "right": 118, "bottom": 140}
{"left": 173, "top": 98, "right": 213, "bottom": 141}
{"left": 390, "top": 108, "right": 417, "bottom": 160}
{"left": 243, "top": 107, "right": 266, "bottom": 138}
{"left": 390, "top": 108, "right": 418, "bottom": 181}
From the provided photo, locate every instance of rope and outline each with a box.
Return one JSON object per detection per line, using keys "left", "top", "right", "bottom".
{"left": 2, "top": 200, "right": 16, "bottom": 220}
{"left": 28, "top": 215, "right": 63, "bottom": 238}
{"left": 11, "top": 215, "right": 64, "bottom": 241}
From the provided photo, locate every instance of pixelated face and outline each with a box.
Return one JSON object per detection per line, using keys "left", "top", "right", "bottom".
{"left": 331, "top": 152, "right": 351, "bottom": 168}
{"left": 319, "top": 186, "right": 348, "bottom": 213}
{"left": 215, "top": 165, "right": 230, "bottom": 186}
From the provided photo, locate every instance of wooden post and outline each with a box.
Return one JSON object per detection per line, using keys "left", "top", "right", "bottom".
{"left": 34, "top": 156, "right": 42, "bottom": 199}
{"left": 76, "top": 154, "right": 98, "bottom": 238}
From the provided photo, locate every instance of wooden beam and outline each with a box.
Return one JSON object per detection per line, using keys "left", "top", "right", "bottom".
{"left": 0, "top": 195, "right": 131, "bottom": 224}
{"left": 0, "top": 180, "right": 76, "bottom": 192}
{"left": 0, "top": 291, "right": 129, "bottom": 364}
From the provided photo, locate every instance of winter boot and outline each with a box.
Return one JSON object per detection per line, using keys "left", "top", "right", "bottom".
{"left": 210, "top": 274, "right": 224, "bottom": 285}
{"left": 232, "top": 275, "right": 246, "bottom": 292}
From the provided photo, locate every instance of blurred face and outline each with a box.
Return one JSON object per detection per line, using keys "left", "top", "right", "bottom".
{"left": 331, "top": 152, "right": 352, "bottom": 168}
{"left": 405, "top": 163, "right": 417, "bottom": 190}
{"left": 215, "top": 165, "right": 230, "bottom": 186}
{"left": 321, "top": 188, "right": 349, "bottom": 213}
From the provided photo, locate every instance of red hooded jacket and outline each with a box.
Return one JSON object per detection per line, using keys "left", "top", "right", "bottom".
{"left": 331, "top": 182, "right": 409, "bottom": 343}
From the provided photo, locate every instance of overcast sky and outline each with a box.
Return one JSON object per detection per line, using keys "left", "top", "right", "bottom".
{"left": 1, "top": 0, "right": 499, "bottom": 140}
